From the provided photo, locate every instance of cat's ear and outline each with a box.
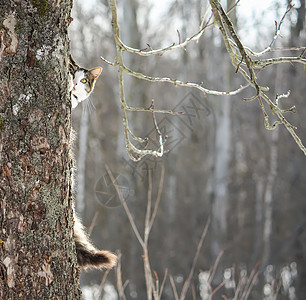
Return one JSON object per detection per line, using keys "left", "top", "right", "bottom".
{"left": 90, "top": 67, "right": 103, "bottom": 80}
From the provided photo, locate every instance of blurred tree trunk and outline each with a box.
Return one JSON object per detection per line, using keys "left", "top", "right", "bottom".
{"left": 117, "top": 1, "right": 148, "bottom": 298}
{"left": 253, "top": 159, "right": 265, "bottom": 262}
{"left": 261, "top": 66, "right": 281, "bottom": 266}
{"left": 0, "top": 1, "right": 81, "bottom": 299}
{"left": 262, "top": 128, "right": 278, "bottom": 266}
{"left": 76, "top": 109, "right": 89, "bottom": 215}
{"left": 209, "top": 0, "right": 235, "bottom": 264}
{"left": 116, "top": 0, "right": 142, "bottom": 159}
{"left": 289, "top": 0, "right": 305, "bottom": 42}
{"left": 289, "top": 1, "right": 306, "bottom": 297}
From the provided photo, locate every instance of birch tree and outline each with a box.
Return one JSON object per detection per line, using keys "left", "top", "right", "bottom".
{"left": 0, "top": 1, "right": 81, "bottom": 299}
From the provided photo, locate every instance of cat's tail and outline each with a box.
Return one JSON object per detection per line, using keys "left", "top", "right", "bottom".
{"left": 74, "top": 215, "right": 117, "bottom": 270}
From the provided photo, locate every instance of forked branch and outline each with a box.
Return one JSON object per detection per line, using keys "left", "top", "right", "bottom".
{"left": 106, "top": 0, "right": 249, "bottom": 161}
{"left": 209, "top": 0, "right": 306, "bottom": 155}
{"left": 106, "top": 0, "right": 306, "bottom": 158}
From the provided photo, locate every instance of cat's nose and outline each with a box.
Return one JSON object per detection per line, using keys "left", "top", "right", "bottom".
{"left": 74, "top": 82, "right": 77, "bottom": 87}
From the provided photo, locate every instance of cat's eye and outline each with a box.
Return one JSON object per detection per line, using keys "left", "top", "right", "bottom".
{"left": 80, "top": 78, "right": 88, "bottom": 84}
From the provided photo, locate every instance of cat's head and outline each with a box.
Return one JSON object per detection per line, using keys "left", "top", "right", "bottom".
{"left": 71, "top": 67, "right": 102, "bottom": 109}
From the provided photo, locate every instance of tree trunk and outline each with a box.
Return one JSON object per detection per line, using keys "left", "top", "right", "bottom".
{"left": 76, "top": 109, "right": 89, "bottom": 216}
{"left": 0, "top": 1, "right": 81, "bottom": 299}
{"left": 209, "top": 0, "right": 236, "bottom": 263}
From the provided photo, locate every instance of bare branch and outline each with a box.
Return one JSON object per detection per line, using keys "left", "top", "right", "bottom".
{"left": 108, "top": 0, "right": 306, "bottom": 158}
{"left": 88, "top": 211, "right": 99, "bottom": 235}
{"left": 270, "top": 1, "right": 294, "bottom": 47}
{"left": 208, "top": 249, "right": 224, "bottom": 285}
{"left": 241, "top": 262, "right": 259, "bottom": 300}
{"left": 111, "top": 19, "right": 210, "bottom": 57}
{"left": 253, "top": 56, "right": 306, "bottom": 68}
{"left": 108, "top": 163, "right": 167, "bottom": 300}
{"left": 241, "top": 1, "right": 294, "bottom": 57}
{"left": 107, "top": 0, "right": 251, "bottom": 160}
{"left": 125, "top": 104, "right": 184, "bottom": 116}
{"left": 109, "top": 0, "right": 241, "bottom": 57}
{"left": 209, "top": 0, "right": 306, "bottom": 155}
{"left": 116, "top": 251, "right": 128, "bottom": 300}
{"left": 123, "top": 64, "right": 249, "bottom": 96}
{"left": 169, "top": 275, "right": 180, "bottom": 300}
{"left": 100, "top": 55, "right": 115, "bottom": 66}
{"left": 209, "top": 280, "right": 226, "bottom": 299}
{"left": 148, "top": 164, "right": 165, "bottom": 233}
{"left": 96, "top": 269, "right": 110, "bottom": 300}
{"left": 158, "top": 269, "right": 168, "bottom": 299}
{"left": 105, "top": 165, "right": 145, "bottom": 248}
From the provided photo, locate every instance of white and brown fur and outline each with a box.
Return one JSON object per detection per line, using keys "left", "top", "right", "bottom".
{"left": 69, "top": 55, "right": 102, "bottom": 109}
{"left": 69, "top": 56, "right": 117, "bottom": 270}
{"left": 74, "top": 216, "right": 117, "bottom": 270}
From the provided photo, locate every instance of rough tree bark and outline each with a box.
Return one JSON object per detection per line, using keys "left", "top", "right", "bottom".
{"left": 0, "top": 1, "right": 81, "bottom": 299}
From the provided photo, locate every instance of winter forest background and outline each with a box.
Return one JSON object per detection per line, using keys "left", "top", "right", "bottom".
{"left": 69, "top": 0, "right": 306, "bottom": 299}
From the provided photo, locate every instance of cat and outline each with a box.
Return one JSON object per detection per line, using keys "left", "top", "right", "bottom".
{"left": 74, "top": 216, "right": 117, "bottom": 270}
{"left": 69, "top": 55, "right": 102, "bottom": 109}
{"left": 69, "top": 56, "right": 117, "bottom": 270}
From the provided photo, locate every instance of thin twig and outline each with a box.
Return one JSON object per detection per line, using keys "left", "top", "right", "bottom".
{"left": 144, "top": 166, "right": 152, "bottom": 245}
{"left": 143, "top": 167, "right": 154, "bottom": 300}
{"left": 240, "top": 2, "right": 294, "bottom": 57}
{"left": 116, "top": 251, "right": 127, "bottom": 300}
{"left": 269, "top": 1, "right": 294, "bottom": 49}
{"left": 241, "top": 262, "right": 259, "bottom": 300}
{"left": 169, "top": 275, "right": 180, "bottom": 300}
{"left": 233, "top": 271, "right": 244, "bottom": 300}
{"left": 105, "top": 165, "right": 145, "bottom": 248}
{"left": 100, "top": 55, "right": 115, "bottom": 66}
{"left": 191, "top": 284, "right": 196, "bottom": 300}
{"left": 243, "top": 271, "right": 258, "bottom": 300}
{"left": 209, "top": 279, "right": 226, "bottom": 299}
{"left": 208, "top": 249, "right": 224, "bottom": 285}
{"left": 158, "top": 268, "right": 168, "bottom": 299}
{"left": 88, "top": 211, "right": 99, "bottom": 235}
{"left": 108, "top": 163, "right": 167, "bottom": 299}
{"left": 179, "top": 218, "right": 210, "bottom": 300}
{"left": 95, "top": 269, "right": 110, "bottom": 300}
{"left": 148, "top": 165, "right": 165, "bottom": 233}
